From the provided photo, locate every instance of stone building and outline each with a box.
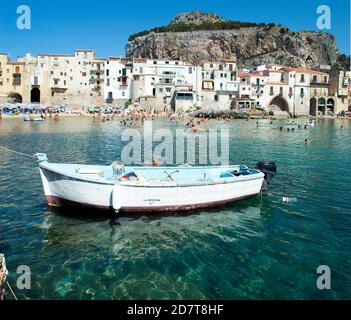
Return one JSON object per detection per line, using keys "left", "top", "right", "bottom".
{"left": 0, "top": 53, "right": 26, "bottom": 103}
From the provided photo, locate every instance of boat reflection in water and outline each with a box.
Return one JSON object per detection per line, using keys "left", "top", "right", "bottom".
{"left": 40, "top": 203, "right": 265, "bottom": 258}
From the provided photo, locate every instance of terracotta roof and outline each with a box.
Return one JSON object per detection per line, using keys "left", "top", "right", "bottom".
{"left": 268, "top": 70, "right": 286, "bottom": 73}
{"left": 7, "top": 61, "right": 25, "bottom": 65}
{"left": 37, "top": 54, "right": 74, "bottom": 57}
{"left": 238, "top": 72, "right": 264, "bottom": 77}
{"left": 287, "top": 68, "right": 327, "bottom": 75}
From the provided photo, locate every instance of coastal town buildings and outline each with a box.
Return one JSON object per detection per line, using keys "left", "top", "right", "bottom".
{"left": 129, "top": 58, "right": 199, "bottom": 112}
{"left": 199, "top": 60, "right": 239, "bottom": 112}
{"left": 104, "top": 58, "right": 132, "bottom": 107}
{"left": 0, "top": 50, "right": 108, "bottom": 108}
{"left": 328, "top": 70, "right": 350, "bottom": 112}
{"left": 0, "top": 53, "right": 26, "bottom": 103}
{"left": 238, "top": 64, "right": 333, "bottom": 117}
{"left": 0, "top": 50, "right": 350, "bottom": 116}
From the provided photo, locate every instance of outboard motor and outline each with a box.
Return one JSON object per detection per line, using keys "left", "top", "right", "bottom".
{"left": 256, "top": 161, "right": 277, "bottom": 192}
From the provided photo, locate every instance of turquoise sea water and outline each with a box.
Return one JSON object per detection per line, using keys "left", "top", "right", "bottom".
{"left": 0, "top": 117, "right": 350, "bottom": 300}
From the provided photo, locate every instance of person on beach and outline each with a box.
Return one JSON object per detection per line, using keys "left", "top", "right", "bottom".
{"left": 304, "top": 139, "right": 309, "bottom": 145}
{"left": 279, "top": 126, "right": 283, "bottom": 131}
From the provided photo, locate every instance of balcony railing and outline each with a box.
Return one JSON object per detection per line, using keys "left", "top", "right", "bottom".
{"left": 311, "top": 80, "right": 329, "bottom": 85}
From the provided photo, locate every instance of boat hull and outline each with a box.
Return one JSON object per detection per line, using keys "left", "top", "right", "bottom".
{"left": 39, "top": 165, "right": 264, "bottom": 213}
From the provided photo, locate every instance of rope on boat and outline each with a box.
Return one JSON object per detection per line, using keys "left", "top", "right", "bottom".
{"left": 0, "top": 254, "right": 18, "bottom": 300}
{"left": 6, "top": 280, "right": 18, "bottom": 300}
{"left": 0, "top": 146, "right": 36, "bottom": 159}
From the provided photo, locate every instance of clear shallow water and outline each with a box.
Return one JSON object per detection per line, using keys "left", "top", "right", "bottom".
{"left": 0, "top": 117, "right": 350, "bottom": 300}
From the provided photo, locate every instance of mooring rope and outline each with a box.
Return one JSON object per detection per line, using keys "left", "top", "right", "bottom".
{"left": 0, "top": 146, "right": 36, "bottom": 159}
{"left": 6, "top": 280, "right": 18, "bottom": 300}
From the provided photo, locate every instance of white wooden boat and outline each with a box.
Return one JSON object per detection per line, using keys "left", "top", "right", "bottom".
{"left": 23, "top": 115, "right": 44, "bottom": 122}
{"left": 36, "top": 154, "right": 276, "bottom": 214}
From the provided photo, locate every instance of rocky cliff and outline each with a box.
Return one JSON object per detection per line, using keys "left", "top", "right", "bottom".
{"left": 126, "top": 11, "right": 339, "bottom": 68}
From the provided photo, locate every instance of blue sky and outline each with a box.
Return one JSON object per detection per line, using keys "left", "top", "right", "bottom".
{"left": 0, "top": 0, "right": 349, "bottom": 59}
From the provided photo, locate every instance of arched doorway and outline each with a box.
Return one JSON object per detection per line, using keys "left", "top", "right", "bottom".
{"left": 309, "top": 98, "right": 317, "bottom": 116}
{"left": 31, "top": 87, "right": 41, "bottom": 103}
{"left": 269, "top": 96, "right": 289, "bottom": 112}
{"left": 8, "top": 93, "right": 22, "bottom": 103}
{"left": 318, "top": 98, "right": 326, "bottom": 115}
{"left": 327, "top": 98, "right": 335, "bottom": 114}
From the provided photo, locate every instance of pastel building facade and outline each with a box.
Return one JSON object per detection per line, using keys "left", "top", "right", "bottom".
{"left": 0, "top": 53, "right": 26, "bottom": 103}
{"left": 0, "top": 50, "right": 107, "bottom": 107}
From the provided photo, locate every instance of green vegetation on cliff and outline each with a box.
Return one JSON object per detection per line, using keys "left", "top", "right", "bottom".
{"left": 128, "top": 21, "right": 279, "bottom": 42}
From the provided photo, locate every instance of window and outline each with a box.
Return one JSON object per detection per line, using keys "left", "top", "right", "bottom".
{"left": 153, "top": 61, "right": 157, "bottom": 65}
{"left": 279, "top": 87, "right": 283, "bottom": 95}
{"left": 107, "top": 79, "right": 110, "bottom": 86}
{"left": 64, "top": 80, "right": 66, "bottom": 86}
{"left": 51, "top": 71, "right": 54, "bottom": 75}
{"left": 122, "top": 92, "right": 125, "bottom": 97}
{"left": 166, "top": 88, "right": 171, "bottom": 93}
{"left": 214, "top": 95, "right": 219, "bottom": 102}
{"left": 270, "top": 86, "right": 274, "bottom": 95}
{"left": 324, "top": 76, "right": 327, "bottom": 83}
{"left": 106, "top": 70, "right": 109, "bottom": 76}
{"left": 159, "top": 88, "right": 163, "bottom": 93}
{"left": 82, "top": 72, "right": 87, "bottom": 77}
{"left": 189, "top": 67, "right": 192, "bottom": 74}
{"left": 13, "top": 74, "right": 21, "bottom": 85}
{"left": 300, "top": 88, "right": 304, "bottom": 96}
{"left": 300, "top": 74, "right": 305, "bottom": 82}
{"left": 54, "top": 79, "right": 59, "bottom": 85}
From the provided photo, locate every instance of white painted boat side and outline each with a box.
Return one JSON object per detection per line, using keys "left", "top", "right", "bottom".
{"left": 113, "top": 177, "right": 264, "bottom": 212}
{"left": 39, "top": 163, "right": 265, "bottom": 212}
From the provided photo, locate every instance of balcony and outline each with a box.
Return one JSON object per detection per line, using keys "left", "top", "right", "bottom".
{"left": 90, "top": 69, "right": 103, "bottom": 74}
{"left": 160, "top": 71, "right": 176, "bottom": 76}
{"left": 159, "top": 80, "right": 174, "bottom": 85}
{"left": 310, "top": 80, "right": 329, "bottom": 85}
{"left": 90, "top": 76, "right": 104, "bottom": 83}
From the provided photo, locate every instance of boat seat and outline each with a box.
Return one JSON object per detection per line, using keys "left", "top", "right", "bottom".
{"left": 76, "top": 168, "right": 104, "bottom": 178}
